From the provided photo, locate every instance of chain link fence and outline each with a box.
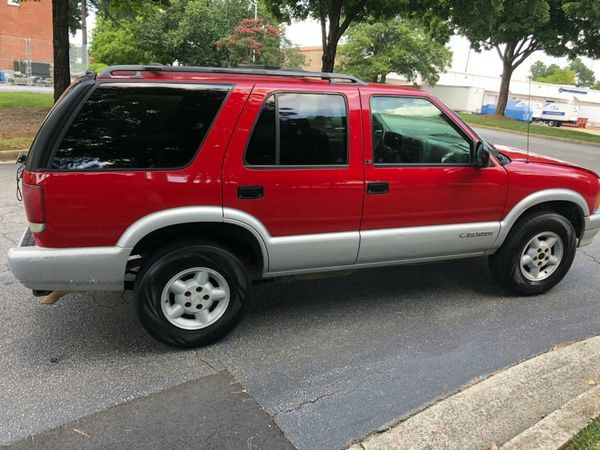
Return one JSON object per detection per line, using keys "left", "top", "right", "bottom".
{"left": 0, "top": 36, "right": 85, "bottom": 87}
{"left": 0, "top": 35, "right": 54, "bottom": 86}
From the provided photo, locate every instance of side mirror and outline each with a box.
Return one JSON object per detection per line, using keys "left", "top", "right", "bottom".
{"left": 474, "top": 141, "right": 490, "bottom": 168}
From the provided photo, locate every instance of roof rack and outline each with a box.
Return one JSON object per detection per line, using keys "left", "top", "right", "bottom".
{"left": 97, "top": 64, "right": 367, "bottom": 85}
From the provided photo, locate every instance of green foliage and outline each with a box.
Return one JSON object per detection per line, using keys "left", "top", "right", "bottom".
{"left": 90, "top": 0, "right": 300, "bottom": 68}
{"left": 90, "top": 14, "right": 155, "bottom": 65}
{"left": 87, "top": 62, "right": 108, "bottom": 73}
{"left": 530, "top": 58, "right": 595, "bottom": 87}
{"left": 530, "top": 61, "right": 560, "bottom": 79}
{"left": 264, "top": 0, "right": 446, "bottom": 71}
{"left": 217, "top": 18, "right": 306, "bottom": 68}
{"left": 0, "top": 92, "right": 53, "bottom": 109}
{"left": 568, "top": 416, "right": 600, "bottom": 450}
{"left": 336, "top": 18, "right": 452, "bottom": 84}
{"left": 569, "top": 57, "right": 596, "bottom": 87}
{"left": 536, "top": 67, "right": 577, "bottom": 84}
{"left": 445, "top": 0, "right": 600, "bottom": 114}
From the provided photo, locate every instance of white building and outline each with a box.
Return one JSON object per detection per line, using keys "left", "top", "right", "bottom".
{"left": 387, "top": 70, "right": 600, "bottom": 127}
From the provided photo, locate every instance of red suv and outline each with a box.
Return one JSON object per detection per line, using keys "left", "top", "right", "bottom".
{"left": 9, "top": 65, "right": 600, "bottom": 348}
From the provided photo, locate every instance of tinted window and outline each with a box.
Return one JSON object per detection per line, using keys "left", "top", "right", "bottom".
{"left": 371, "top": 96, "right": 472, "bottom": 165}
{"left": 52, "top": 84, "right": 229, "bottom": 170}
{"left": 245, "top": 96, "right": 276, "bottom": 165}
{"left": 245, "top": 93, "right": 348, "bottom": 166}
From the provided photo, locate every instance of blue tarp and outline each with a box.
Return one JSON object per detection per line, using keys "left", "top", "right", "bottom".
{"left": 480, "top": 99, "right": 532, "bottom": 122}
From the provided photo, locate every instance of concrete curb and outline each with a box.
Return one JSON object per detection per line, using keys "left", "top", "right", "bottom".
{"left": 0, "top": 150, "right": 27, "bottom": 163}
{"left": 349, "top": 336, "right": 600, "bottom": 450}
{"left": 472, "top": 123, "right": 600, "bottom": 146}
{"left": 502, "top": 386, "right": 600, "bottom": 450}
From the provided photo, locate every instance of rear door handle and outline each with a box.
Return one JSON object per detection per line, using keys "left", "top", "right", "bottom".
{"left": 238, "top": 186, "right": 264, "bottom": 199}
{"left": 367, "top": 182, "right": 389, "bottom": 194}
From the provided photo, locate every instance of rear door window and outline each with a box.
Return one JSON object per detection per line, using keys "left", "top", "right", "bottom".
{"left": 245, "top": 92, "right": 348, "bottom": 166}
{"left": 51, "top": 83, "right": 230, "bottom": 170}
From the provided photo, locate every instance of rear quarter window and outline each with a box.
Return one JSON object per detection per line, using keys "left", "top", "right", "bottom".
{"left": 50, "top": 83, "right": 230, "bottom": 170}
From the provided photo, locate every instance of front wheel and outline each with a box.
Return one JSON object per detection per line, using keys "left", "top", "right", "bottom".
{"left": 489, "top": 212, "right": 577, "bottom": 295}
{"left": 135, "top": 241, "right": 249, "bottom": 348}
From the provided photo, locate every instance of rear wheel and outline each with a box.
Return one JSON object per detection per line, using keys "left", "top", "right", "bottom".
{"left": 547, "top": 120, "right": 557, "bottom": 127}
{"left": 135, "top": 241, "right": 249, "bottom": 348}
{"left": 489, "top": 212, "right": 577, "bottom": 295}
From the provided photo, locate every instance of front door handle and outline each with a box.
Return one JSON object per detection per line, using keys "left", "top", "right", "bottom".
{"left": 238, "top": 186, "right": 264, "bottom": 199}
{"left": 367, "top": 182, "right": 389, "bottom": 194}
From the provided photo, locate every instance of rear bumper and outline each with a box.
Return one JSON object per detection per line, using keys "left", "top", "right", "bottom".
{"left": 8, "top": 228, "right": 130, "bottom": 291}
{"left": 580, "top": 209, "right": 600, "bottom": 247}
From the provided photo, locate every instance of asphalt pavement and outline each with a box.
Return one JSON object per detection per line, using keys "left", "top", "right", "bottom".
{"left": 475, "top": 126, "right": 600, "bottom": 173}
{"left": 1, "top": 130, "right": 599, "bottom": 449}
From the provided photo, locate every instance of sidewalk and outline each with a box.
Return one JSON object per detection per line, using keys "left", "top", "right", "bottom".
{"left": 350, "top": 335, "right": 600, "bottom": 450}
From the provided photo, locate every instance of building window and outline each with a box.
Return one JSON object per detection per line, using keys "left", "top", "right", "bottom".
{"left": 7, "top": 0, "right": 21, "bottom": 6}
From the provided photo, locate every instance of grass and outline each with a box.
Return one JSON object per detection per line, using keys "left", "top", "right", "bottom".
{"left": 459, "top": 112, "right": 600, "bottom": 145}
{"left": 0, "top": 91, "right": 53, "bottom": 109}
{"left": 567, "top": 416, "right": 600, "bottom": 450}
{"left": 0, "top": 136, "right": 33, "bottom": 151}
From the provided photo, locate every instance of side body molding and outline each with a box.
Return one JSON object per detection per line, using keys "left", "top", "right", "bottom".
{"left": 115, "top": 189, "right": 590, "bottom": 280}
{"left": 494, "top": 189, "right": 590, "bottom": 247}
{"left": 223, "top": 208, "right": 359, "bottom": 274}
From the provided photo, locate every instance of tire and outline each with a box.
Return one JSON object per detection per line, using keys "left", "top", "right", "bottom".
{"left": 489, "top": 212, "right": 577, "bottom": 296}
{"left": 134, "top": 240, "right": 250, "bottom": 348}
{"left": 547, "top": 120, "right": 557, "bottom": 127}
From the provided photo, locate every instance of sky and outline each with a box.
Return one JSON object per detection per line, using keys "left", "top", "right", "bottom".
{"left": 73, "top": 14, "right": 600, "bottom": 82}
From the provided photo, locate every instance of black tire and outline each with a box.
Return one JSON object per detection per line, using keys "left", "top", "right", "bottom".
{"left": 547, "top": 120, "right": 557, "bottom": 127}
{"left": 489, "top": 211, "right": 577, "bottom": 295}
{"left": 134, "top": 240, "right": 249, "bottom": 348}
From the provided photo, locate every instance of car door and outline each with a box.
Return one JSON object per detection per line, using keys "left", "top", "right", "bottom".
{"left": 358, "top": 92, "right": 509, "bottom": 264}
{"left": 222, "top": 84, "right": 364, "bottom": 274}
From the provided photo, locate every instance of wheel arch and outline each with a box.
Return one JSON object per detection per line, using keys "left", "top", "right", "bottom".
{"left": 496, "top": 189, "right": 588, "bottom": 247}
{"left": 117, "top": 207, "right": 270, "bottom": 276}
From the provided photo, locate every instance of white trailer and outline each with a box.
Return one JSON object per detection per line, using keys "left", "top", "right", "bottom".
{"left": 532, "top": 102, "right": 579, "bottom": 127}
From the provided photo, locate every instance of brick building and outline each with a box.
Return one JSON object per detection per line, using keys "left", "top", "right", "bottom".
{"left": 0, "top": 0, "right": 53, "bottom": 76}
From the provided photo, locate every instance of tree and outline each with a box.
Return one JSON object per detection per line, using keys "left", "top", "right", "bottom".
{"left": 91, "top": 0, "right": 302, "bottom": 68}
{"left": 265, "top": 0, "right": 433, "bottom": 73}
{"left": 530, "top": 61, "right": 560, "bottom": 80}
{"left": 52, "top": 0, "right": 71, "bottom": 101}
{"left": 530, "top": 58, "right": 595, "bottom": 86}
{"left": 336, "top": 17, "right": 452, "bottom": 84}
{"left": 90, "top": 12, "right": 155, "bottom": 65}
{"left": 447, "top": 0, "right": 600, "bottom": 115}
{"left": 536, "top": 67, "right": 577, "bottom": 84}
{"left": 569, "top": 57, "right": 596, "bottom": 87}
{"left": 217, "top": 18, "right": 306, "bottom": 68}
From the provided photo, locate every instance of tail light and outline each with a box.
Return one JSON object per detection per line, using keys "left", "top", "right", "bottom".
{"left": 23, "top": 183, "right": 46, "bottom": 233}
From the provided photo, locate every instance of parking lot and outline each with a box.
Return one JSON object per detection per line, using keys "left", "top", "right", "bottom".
{"left": 1, "top": 128, "right": 599, "bottom": 449}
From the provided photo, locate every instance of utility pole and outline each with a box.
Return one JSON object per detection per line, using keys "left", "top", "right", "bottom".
{"left": 250, "top": 0, "right": 258, "bottom": 62}
{"left": 25, "top": 38, "right": 32, "bottom": 85}
{"left": 81, "top": 0, "right": 88, "bottom": 72}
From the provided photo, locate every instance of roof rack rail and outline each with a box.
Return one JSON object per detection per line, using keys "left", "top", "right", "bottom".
{"left": 98, "top": 64, "right": 367, "bottom": 85}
